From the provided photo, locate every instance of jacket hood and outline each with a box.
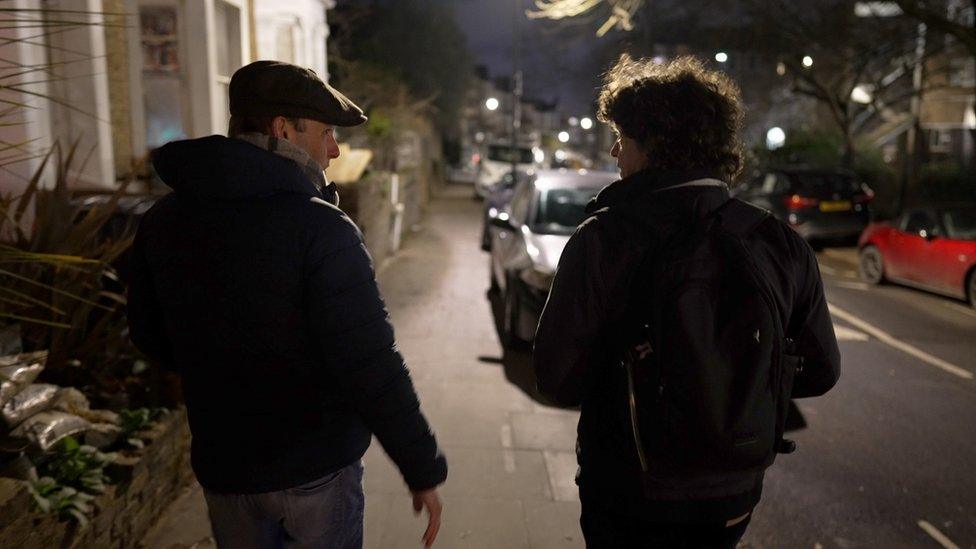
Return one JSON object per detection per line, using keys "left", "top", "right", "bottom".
{"left": 151, "top": 135, "right": 320, "bottom": 200}
{"left": 586, "top": 168, "right": 730, "bottom": 221}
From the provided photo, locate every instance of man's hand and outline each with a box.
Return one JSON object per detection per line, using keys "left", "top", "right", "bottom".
{"left": 411, "top": 488, "right": 442, "bottom": 547}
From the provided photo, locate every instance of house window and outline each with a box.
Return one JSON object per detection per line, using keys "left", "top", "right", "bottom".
{"left": 949, "top": 57, "right": 975, "bottom": 88}
{"left": 929, "top": 129, "right": 952, "bottom": 153}
{"left": 214, "top": 0, "right": 242, "bottom": 125}
{"left": 140, "top": 6, "right": 188, "bottom": 149}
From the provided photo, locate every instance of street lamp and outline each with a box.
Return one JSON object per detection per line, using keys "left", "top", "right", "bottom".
{"left": 802, "top": 55, "right": 814, "bottom": 68}
{"left": 558, "top": 131, "right": 570, "bottom": 143}
{"left": 766, "top": 127, "right": 786, "bottom": 150}
{"left": 580, "top": 117, "right": 593, "bottom": 130}
{"left": 715, "top": 52, "right": 728, "bottom": 63}
{"left": 851, "top": 85, "right": 873, "bottom": 104}
{"left": 485, "top": 97, "right": 499, "bottom": 111}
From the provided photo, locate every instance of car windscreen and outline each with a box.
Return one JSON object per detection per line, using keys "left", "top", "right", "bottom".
{"left": 785, "top": 173, "right": 861, "bottom": 194}
{"left": 487, "top": 145, "right": 534, "bottom": 164}
{"left": 532, "top": 186, "right": 602, "bottom": 235}
{"left": 943, "top": 209, "right": 976, "bottom": 240}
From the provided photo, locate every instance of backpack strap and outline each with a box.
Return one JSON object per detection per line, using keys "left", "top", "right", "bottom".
{"left": 713, "top": 198, "right": 772, "bottom": 238}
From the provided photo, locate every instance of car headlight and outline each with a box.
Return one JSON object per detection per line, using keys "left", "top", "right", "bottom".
{"left": 520, "top": 265, "right": 555, "bottom": 291}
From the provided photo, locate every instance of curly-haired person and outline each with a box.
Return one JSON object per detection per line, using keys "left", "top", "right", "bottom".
{"left": 533, "top": 55, "right": 840, "bottom": 548}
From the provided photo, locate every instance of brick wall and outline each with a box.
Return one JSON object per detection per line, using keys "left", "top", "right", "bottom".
{"left": 0, "top": 408, "right": 193, "bottom": 549}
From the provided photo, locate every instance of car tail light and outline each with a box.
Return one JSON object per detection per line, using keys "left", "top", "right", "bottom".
{"left": 784, "top": 194, "right": 820, "bottom": 210}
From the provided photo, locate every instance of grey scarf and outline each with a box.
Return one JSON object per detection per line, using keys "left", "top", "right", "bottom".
{"left": 236, "top": 132, "right": 339, "bottom": 206}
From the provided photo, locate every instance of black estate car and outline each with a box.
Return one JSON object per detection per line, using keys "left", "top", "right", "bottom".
{"left": 735, "top": 167, "right": 874, "bottom": 248}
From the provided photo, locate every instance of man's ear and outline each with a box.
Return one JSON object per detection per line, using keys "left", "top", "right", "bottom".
{"left": 269, "top": 116, "right": 288, "bottom": 139}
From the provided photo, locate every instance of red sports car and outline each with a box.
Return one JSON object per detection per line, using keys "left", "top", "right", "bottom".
{"left": 858, "top": 205, "right": 976, "bottom": 308}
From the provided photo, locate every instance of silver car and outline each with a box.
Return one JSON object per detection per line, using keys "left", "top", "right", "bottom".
{"left": 487, "top": 169, "right": 618, "bottom": 346}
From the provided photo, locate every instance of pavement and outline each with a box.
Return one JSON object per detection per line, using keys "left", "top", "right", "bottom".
{"left": 141, "top": 183, "right": 976, "bottom": 548}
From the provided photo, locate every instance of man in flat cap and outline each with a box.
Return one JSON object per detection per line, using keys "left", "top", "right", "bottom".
{"left": 127, "top": 60, "right": 446, "bottom": 548}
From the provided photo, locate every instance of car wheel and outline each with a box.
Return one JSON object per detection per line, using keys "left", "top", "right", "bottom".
{"left": 859, "top": 245, "right": 885, "bottom": 285}
{"left": 968, "top": 269, "right": 976, "bottom": 309}
{"left": 503, "top": 278, "right": 529, "bottom": 349}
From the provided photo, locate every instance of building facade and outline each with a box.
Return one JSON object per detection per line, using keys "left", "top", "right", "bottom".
{"left": 0, "top": 0, "right": 334, "bottom": 197}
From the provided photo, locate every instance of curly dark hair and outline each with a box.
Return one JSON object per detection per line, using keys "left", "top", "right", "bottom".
{"left": 597, "top": 54, "right": 745, "bottom": 180}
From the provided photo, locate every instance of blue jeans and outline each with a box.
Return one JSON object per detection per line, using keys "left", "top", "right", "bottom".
{"left": 203, "top": 460, "right": 365, "bottom": 549}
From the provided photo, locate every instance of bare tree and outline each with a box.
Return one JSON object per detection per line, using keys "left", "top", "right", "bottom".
{"left": 894, "top": 0, "right": 976, "bottom": 55}
{"left": 526, "top": 0, "right": 644, "bottom": 36}
{"left": 732, "top": 0, "right": 956, "bottom": 168}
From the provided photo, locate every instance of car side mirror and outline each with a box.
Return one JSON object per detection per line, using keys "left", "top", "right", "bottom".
{"left": 490, "top": 214, "right": 516, "bottom": 232}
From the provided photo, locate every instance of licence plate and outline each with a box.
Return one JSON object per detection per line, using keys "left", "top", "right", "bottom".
{"left": 819, "top": 200, "right": 852, "bottom": 213}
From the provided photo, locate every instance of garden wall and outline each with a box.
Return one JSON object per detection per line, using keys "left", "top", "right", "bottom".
{"left": 0, "top": 408, "right": 192, "bottom": 548}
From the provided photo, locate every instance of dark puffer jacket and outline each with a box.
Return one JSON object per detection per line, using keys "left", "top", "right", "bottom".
{"left": 533, "top": 169, "right": 840, "bottom": 522}
{"left": 127, "top": 135, "right": 447, "bottom": 494}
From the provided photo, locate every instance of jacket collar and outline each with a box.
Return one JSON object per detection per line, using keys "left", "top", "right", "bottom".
{"left": 586, "top": 168, "right": 728, "bottom": 214}
{"left": 152, "top": 135, "right": 325, "bottom": 201}
{"left": 235, "top": 133, "right": 339, "bottom": 206}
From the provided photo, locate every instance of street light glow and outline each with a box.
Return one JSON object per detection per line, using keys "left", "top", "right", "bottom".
{"left": 485, "top": 97, "right": 499, "bottom": 111}
{"left": 802, "top": 56, "right": 814, "bottom": 68}
{"left": 766, "top": 127, "right": 786, "bottom": 150}
{"left": 715, "top": 52, "right": 728, "bottom": 63}
{"left": 851, "top": 85, "right": 873, "bottom": 104}
{"left": 568, "top": 117, "right": 579, "bottom": 127}
{"left": 580, "top": 117, "right": 593, "bottom": 130}
{"left": 532, "top": 147, "right": 545, "bottom": 163}
{"left": 558, "top": 131, "right": 570, "bottom": 143}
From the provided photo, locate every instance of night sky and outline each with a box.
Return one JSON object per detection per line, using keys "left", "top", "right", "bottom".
{"left": 439, "top": 0, "right": 621, "bottom": 116}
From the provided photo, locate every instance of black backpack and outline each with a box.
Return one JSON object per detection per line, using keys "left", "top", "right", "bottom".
{"left": 618, "top": 198, "right": 802, "bottom": 490}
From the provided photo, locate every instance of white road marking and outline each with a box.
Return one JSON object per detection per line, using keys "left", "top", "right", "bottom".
{"left": 834, "top": 281, "right": 871, "bottom": 291}
{"left": 835, "top": 325, "right": 870, "bottom": 341}
{"left": 819, "top": 265, "right": 837, "bottom": 275}
{"left": 944, "top": 302, "right": 976, "bottom": 319}
{"left": 829, "top": 303, "right": 974, "bottom": 380}
{"left": 500, "top": 424, "right": 516, "bottom": 472}
{"left": 842, "top": 270, "right": 859, "bottom": 279}
{"left": 823, "top": 248, "right": 859, "bottom": 264}
{"left": 917, "top": 520, "right": 960, "bottom": 549}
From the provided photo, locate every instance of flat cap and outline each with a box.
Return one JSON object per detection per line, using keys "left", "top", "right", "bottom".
{"left": 229, "top": 60, "right": 367, "bottom": 127}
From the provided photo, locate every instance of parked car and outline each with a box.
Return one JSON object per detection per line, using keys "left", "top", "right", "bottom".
{"left": 858, "top": 205, "right": 976, "bottom": 307}
{"left": 486, "top": 169, "right": 618, "bottom": 346}
{"left": 481, "top": 171, "right": 525, "bottom": 251}
{"left": 475, "top": 142, "right": 536, "bottom": 198}
{"left": 735, "top": 167, "right": 873, "bottom": 248}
